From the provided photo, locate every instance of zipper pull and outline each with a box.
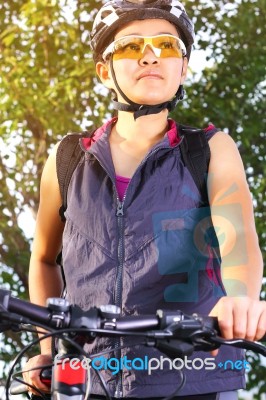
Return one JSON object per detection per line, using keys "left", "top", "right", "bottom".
{"left": 116, "top": 201, "right": 124, "bottom": 216}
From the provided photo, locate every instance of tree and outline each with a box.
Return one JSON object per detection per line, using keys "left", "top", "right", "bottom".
{"left": 0, "top": 0, "right": 109, "bottom": 381}
{"left": 0, "top": 0, "right": 109, "bottom": 288}
{"left": 0, "top": 0, "right": 265, "bottom": 397}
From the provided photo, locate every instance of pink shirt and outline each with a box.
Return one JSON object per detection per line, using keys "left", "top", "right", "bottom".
{"left": 116, "top": 174, "right": 130, "bottom": 201}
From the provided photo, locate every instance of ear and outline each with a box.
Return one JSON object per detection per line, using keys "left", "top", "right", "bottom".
{"left": 96, "top": 61, "right": 114, "bottom": 89}
{"left": 180, "top": 56, "right": 188, "bottom": 84}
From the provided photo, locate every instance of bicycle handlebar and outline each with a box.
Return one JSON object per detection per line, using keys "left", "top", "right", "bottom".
{"left": 1, "top": 288, "right": 266, "bottom": 355}
{"left": 0, "top": 288, "right": 218, "bottom": 340}
{"left": 1, "top": 288, "right": 266, "bottom": 400}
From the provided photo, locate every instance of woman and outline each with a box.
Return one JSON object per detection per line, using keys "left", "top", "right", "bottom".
{"left": 24, "top": 1, "right": 265, "bottom": 399}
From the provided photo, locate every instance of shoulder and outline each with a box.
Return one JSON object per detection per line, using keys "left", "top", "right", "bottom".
{"left": 40, "top": 142, "right": 61, "bottom": 191}
{"left": 209, "top": 130, "right": 236, "bottom": 146}
{"left": 207, "top": 131, "right": 249, "bottom": 203}
{"left": 208, "top": 131, "right": 244, "bottom": 172}
{"left": 43, "top": 142, "right": 60, "bottom": 170}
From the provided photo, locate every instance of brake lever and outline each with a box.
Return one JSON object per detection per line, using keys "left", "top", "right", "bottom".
{"left": 209, "top": 336, "right": 266, "bottom": 357}
{"left": 188, "top": 329, "right": 221, "bottom": 352}
{"left": 164, "top": 317, "right": 220, "bottom": 350}
{"left": 152, "top": 318, "right": 221, "bottom": 357}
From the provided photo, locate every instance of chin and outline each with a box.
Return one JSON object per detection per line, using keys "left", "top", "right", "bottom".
{"left": 132, "top": 91, "right": 175, "bottom": 105}
{"left": 133, "top": 96, "right": 170, "bottom": 105}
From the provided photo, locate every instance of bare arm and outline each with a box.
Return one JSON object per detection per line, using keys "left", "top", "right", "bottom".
{"left": 29, "top": 142, "right": 65, "bottom": 352}
{"left": 207, "top": 132, "right": 265, "bottom": 340}
{"left": 23, "top": 143, "right": 65, "bottom": 392}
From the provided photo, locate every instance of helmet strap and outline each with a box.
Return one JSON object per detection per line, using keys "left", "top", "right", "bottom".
{"left": 110, "top": 58, "right": 185, "bottom": 120}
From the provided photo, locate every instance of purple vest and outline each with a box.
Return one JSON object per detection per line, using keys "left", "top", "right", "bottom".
{"left": 62, "top": 119, "right": 245, "bottom": 397}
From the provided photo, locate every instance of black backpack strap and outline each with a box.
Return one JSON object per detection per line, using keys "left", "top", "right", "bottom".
{"left": 56, "top": 130, "right": 95, "bottom": 222}
{"left": 178, "top": 124, "right": 211, "bottom": 204}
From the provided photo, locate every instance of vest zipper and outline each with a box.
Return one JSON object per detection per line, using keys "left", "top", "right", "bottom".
{"left": 114, "top": 200, "right": 124, "bottom": 398}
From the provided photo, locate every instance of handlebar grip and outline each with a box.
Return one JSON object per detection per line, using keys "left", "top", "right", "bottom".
{"left": 0, "top": 289, "right": 52, "bottom": 325}
{"left": 9, "top": 369, "right": 52, "bottom": 395}
{"left": 197, "top": 315, "right": 266, "bottom": 342}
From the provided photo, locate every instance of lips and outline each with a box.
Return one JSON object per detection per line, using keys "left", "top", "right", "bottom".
{"left": 137, "top": 71, "right": 163, "bottom": 80}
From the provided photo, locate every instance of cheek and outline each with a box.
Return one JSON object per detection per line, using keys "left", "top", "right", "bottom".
{"left": 162, "top": 60, "right": 182, "bottom": 86}
{"left": 169, "top": 59, "right": 183, "bottom": 76}
{"left": 113, "top": 60, "right": 135, "bottom": 79}
{"left": 173, "top": 60, "right": 187, "bottom": 88}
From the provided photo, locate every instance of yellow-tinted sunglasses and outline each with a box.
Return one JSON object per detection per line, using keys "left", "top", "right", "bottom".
{"left": 102, "top": 34, "right": 187, "bottom": 61}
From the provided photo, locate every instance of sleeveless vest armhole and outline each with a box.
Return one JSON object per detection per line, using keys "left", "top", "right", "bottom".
{"left": 204, "top": 124, "right": 222, "bottom": 141}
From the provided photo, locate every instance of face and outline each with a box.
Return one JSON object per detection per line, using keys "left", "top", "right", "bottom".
{"left": 96, "top": 19, "right": 188, "bottom": 106}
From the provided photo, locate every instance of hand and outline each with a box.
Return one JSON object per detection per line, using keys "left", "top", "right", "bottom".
{"left": 209, "top": 296, "right": 266, "bottom": 341}
{"left": 22, "top": 353, "right": 52, "bottom": 395}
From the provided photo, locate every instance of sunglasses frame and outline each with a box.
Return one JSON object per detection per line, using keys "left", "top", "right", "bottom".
{"left": 102, "top": 34, "right": 187, "bottom": 61}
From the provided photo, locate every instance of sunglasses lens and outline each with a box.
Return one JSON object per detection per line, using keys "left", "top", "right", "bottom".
{"left": 111, "top": 35, "right": 185, "bottom": 60}
{"left": 153, "top": 36, "right": 183, "bottom": 58}
{"left": 113, "top": 37, "right": 143, "bottom": 60}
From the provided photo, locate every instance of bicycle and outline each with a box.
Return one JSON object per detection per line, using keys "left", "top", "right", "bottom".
{"left": 1, "top": 288, "right": 265, "bottom": 400}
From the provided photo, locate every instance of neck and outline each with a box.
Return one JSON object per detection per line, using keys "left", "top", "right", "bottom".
{"left": 114, "top": 109, "right": 169, "bottom": 144}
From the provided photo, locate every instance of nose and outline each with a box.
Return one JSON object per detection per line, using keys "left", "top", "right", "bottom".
{"left": 139, "top": 45, "right": 159, "bottom": 65}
